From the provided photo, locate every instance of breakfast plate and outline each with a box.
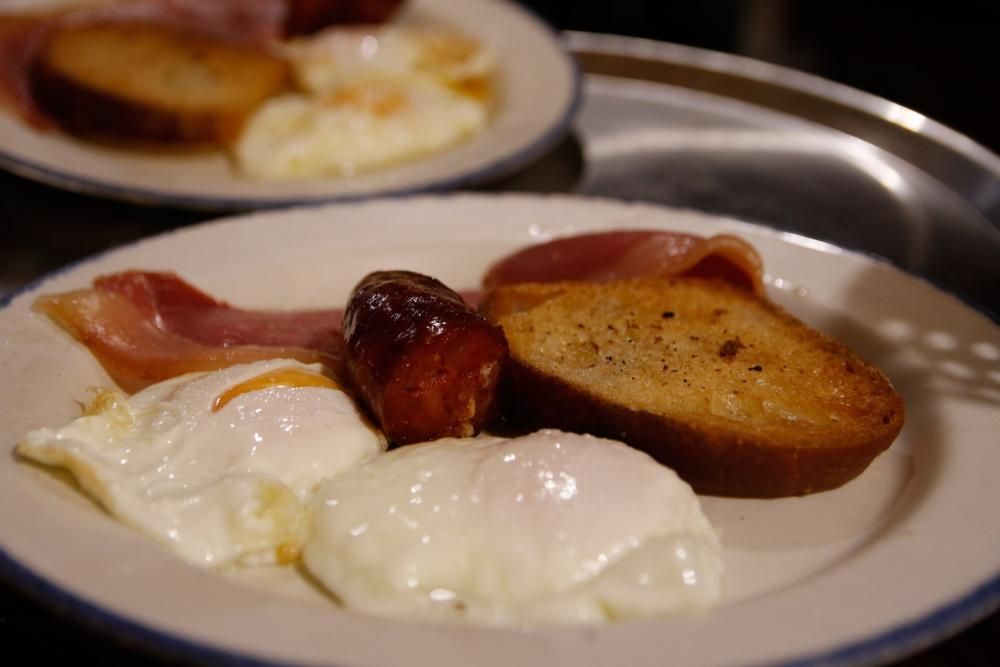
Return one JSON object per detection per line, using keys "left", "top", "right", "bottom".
{"left": 1, "top": 194, "right": 998, "bottom": 666}
{"left": 0, "top": 0, "right": 580, "bottom": 210}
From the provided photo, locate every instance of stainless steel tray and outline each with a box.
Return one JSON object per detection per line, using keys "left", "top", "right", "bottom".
{"left": 493, "top": 32, "right": 1000, "bottom": 319}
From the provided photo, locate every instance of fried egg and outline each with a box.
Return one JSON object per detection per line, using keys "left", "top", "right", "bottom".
{"left": 304, "top": 429, "right": 723, "bottom": 626}
{"left": 234, "top": 78, "right": 488, "bottom": 180}
{"left": 17, "top": 359, "right": 385, "bottom": 569}
{"left": 232, "top": 25, "right": 494, "bottom": 180}
{"left": 284, "top": 25, "right": 496, "bottom": 99}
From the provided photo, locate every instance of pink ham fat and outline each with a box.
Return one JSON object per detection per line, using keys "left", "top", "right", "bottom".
{"left": 35, "top": 271, "right": 344, "bottom": 393}
{"left": 482, "top": 230, "right": 764, "bottom": 296}
{"left": 33, "top": 230, "right": 764, "bottom": 392}
{"left": 0, "top": 0, "right": 286, "bottom": 125}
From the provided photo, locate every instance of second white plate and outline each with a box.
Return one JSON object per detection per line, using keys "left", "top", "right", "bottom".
{"left": 0, "top": 0, "right": 580, "bottom": 210}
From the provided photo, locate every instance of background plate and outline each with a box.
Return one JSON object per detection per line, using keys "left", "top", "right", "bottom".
{"left": 0, "top": 0, "right": 580, "bottom": 210}
{"left": 1, "top": 194, "right": 998, "bottom": 666}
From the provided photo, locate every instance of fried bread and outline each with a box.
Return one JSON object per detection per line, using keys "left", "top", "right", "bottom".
{"left": 32, "top": 22, "right": 289, "bottom": 145}
{"left": 481, "top": 278, "right": 905, "bottom": 497}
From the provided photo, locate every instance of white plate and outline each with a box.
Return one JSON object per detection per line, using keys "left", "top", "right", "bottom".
{"left": 0, "top": 0, "right": 580, "bottom": 210}
{"left": 1, "top": 194, "right": 998, "bottom": 666}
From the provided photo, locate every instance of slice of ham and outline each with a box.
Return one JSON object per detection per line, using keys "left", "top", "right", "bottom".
{"left": 31, "top": 230, "right": 765, "bottom": 393}
{"left": 481, "top": 230, "right": 765, "bottom": 296}
{"left": 34, "top": 271, "right": 344, "bottom": 393}
{"left": 0, "top": 0, "right": 287, "bottom": 125}
{"left": 0, "top": 0, "right": 404, "bottom": 126}
{"left": 283, "top": 0, "right": 404, "bottom": 35}
{"left": 93, "top": 271, "right": 344, "bottom": 351}
{"left": 0, "top": 15, "right": 56, "bottom": 127}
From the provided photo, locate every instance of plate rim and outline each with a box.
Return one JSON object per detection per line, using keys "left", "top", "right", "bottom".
{"left": 1, "top": 193, "right": 998, "bottom": 666}
{"left": 1, "top": 542, "right": 995, "bottom": 667}
{"left": 0, "top": 0, "right": 583, "bottom": 212}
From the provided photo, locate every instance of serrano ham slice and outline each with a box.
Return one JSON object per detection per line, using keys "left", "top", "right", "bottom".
{"left": 482, "top": 231, "right": 765, "bottom": 296}
{"left": 283, "top": 0, "right": 405, "bottom": 35}
{"left": 30, "top": 231, "right": 765, "bottom": 394}
{"left": 93, "top": 271, "right": 344, "bottom": 351}
{"left": 34, "top": 271, "right": 344, "bottom": 393}
{"left": 0, "top": 0, "right": 403, "bottom": 125}
{"left": 0, "top": 15, "right": 54, "bottom": 126}
{"left": 0, "top": 0, "right": 286, "bottom": 125}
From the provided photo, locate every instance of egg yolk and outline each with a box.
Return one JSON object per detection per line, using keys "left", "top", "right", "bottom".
{"left": 212, "top": 369, "right": 341, "bottom": 412}
{"left": 324, "top": 84, "right": 409, "bottom": 117}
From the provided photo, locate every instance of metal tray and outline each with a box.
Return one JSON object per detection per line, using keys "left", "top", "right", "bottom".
{"left": 2, "top": 31, "right": 998, "bottom": 666}
{"left": 493, "top": 32, "right": 1000, "bottom": 320}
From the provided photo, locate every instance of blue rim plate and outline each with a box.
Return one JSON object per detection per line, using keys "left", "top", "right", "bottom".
{"left": 0, "top": 0, "right": 582, "bottom": 211}
{"left": 1, "top": 194, "right": 998, "bottom": 665}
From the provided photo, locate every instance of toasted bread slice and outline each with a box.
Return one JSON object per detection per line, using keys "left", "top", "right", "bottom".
{"left": 481, "top": 278, "right": 904, "bottom": 497}
{"left": 32, "top": 22, "right": 289, "bottom": 145}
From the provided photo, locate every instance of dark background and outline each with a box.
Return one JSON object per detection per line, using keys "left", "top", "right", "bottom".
{"left": 519, "top": 0, "right": 1000, "bottom": 154}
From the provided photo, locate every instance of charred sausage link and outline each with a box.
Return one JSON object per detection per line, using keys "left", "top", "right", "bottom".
{"left": 283, "top": 0, "right": 406, "bottom": 36}
{"left": 342, "top": 270, "right": 508, "bottom": 444}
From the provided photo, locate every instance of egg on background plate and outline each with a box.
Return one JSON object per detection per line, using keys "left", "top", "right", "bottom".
{"left": 304, "top": 429, "right": 724, "bottom": 626}
{"left": 16, "top": 359, "right": 385, "bottom": 569}
{"left": 232, "top": 24, "right": 496, "bottom": 180}
{"left": 284, "top": 25, "right": 497, "bottom": 99}
{"left": 234, "top": 78, "right": 488, "bottom": 180}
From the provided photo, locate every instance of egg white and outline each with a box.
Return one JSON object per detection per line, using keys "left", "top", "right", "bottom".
{"left": 234, "top": 77, "right": 488, "bottom": 180}
{"left": 233, "top": 24, "right": 495, "bottom": 181}
{"left": 303, "top": 429, "right": 724, "bottom": 626}
{"left": 284, "top": 25, "right": 497, "bottom": 96}
{"left": 17, "top": 359, "right": 385, "bottom": 569}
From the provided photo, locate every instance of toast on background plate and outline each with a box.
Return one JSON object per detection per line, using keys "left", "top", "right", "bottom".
{"left": 481, "top": 278, "right": 905, "bottom": 498}
{"left": 32, "top": 21, "right": 289, "bottom": 145}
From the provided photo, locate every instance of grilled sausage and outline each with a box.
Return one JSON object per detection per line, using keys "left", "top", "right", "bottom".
{"left": 283, "top": 0, "right": 405, "bottom": 36}
{"left": 343, "top": 270, "right": 507, "bottom": 444}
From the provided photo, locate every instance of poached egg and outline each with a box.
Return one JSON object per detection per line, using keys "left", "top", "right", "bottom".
{"left": 303, "top": 429, "right": 723, "bottom": 626}
{"left": 232, "top": 24, "right": 494, "bottom": 180}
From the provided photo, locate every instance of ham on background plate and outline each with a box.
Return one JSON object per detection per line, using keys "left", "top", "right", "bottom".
{"left": 0, "top": 0, "right": 402, "bottom": 126}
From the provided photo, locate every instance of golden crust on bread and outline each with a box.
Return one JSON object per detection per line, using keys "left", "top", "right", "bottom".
{"left": 32, "top": 22, "right": 289, "bottom": 145}
{"left": 481, "top": 278, "right": 905, "bottom": 497}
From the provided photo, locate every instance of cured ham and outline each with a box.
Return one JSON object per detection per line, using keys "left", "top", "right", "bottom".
{"left": 94, "top": 271, "right": 344, "bottom": 351}
{"left": 31, "top": 230, "right": 765, "bottom": 394}
{"left": 481, "top": 231, "right": 765, "bottom": 296}
{"left": 0, "top": 0, "right": 402, "bottom": 125}
{"left": 34, "top": 271, "right": 344, "bottom": 393}
{"left": 0, "top": 15, "right": 55, "bottom": 126}
{"left": 0, "top": 0, "right": 285, "bottom": 124}
{"left": 283, "top": 0, "right": 405, "bottom": 35}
